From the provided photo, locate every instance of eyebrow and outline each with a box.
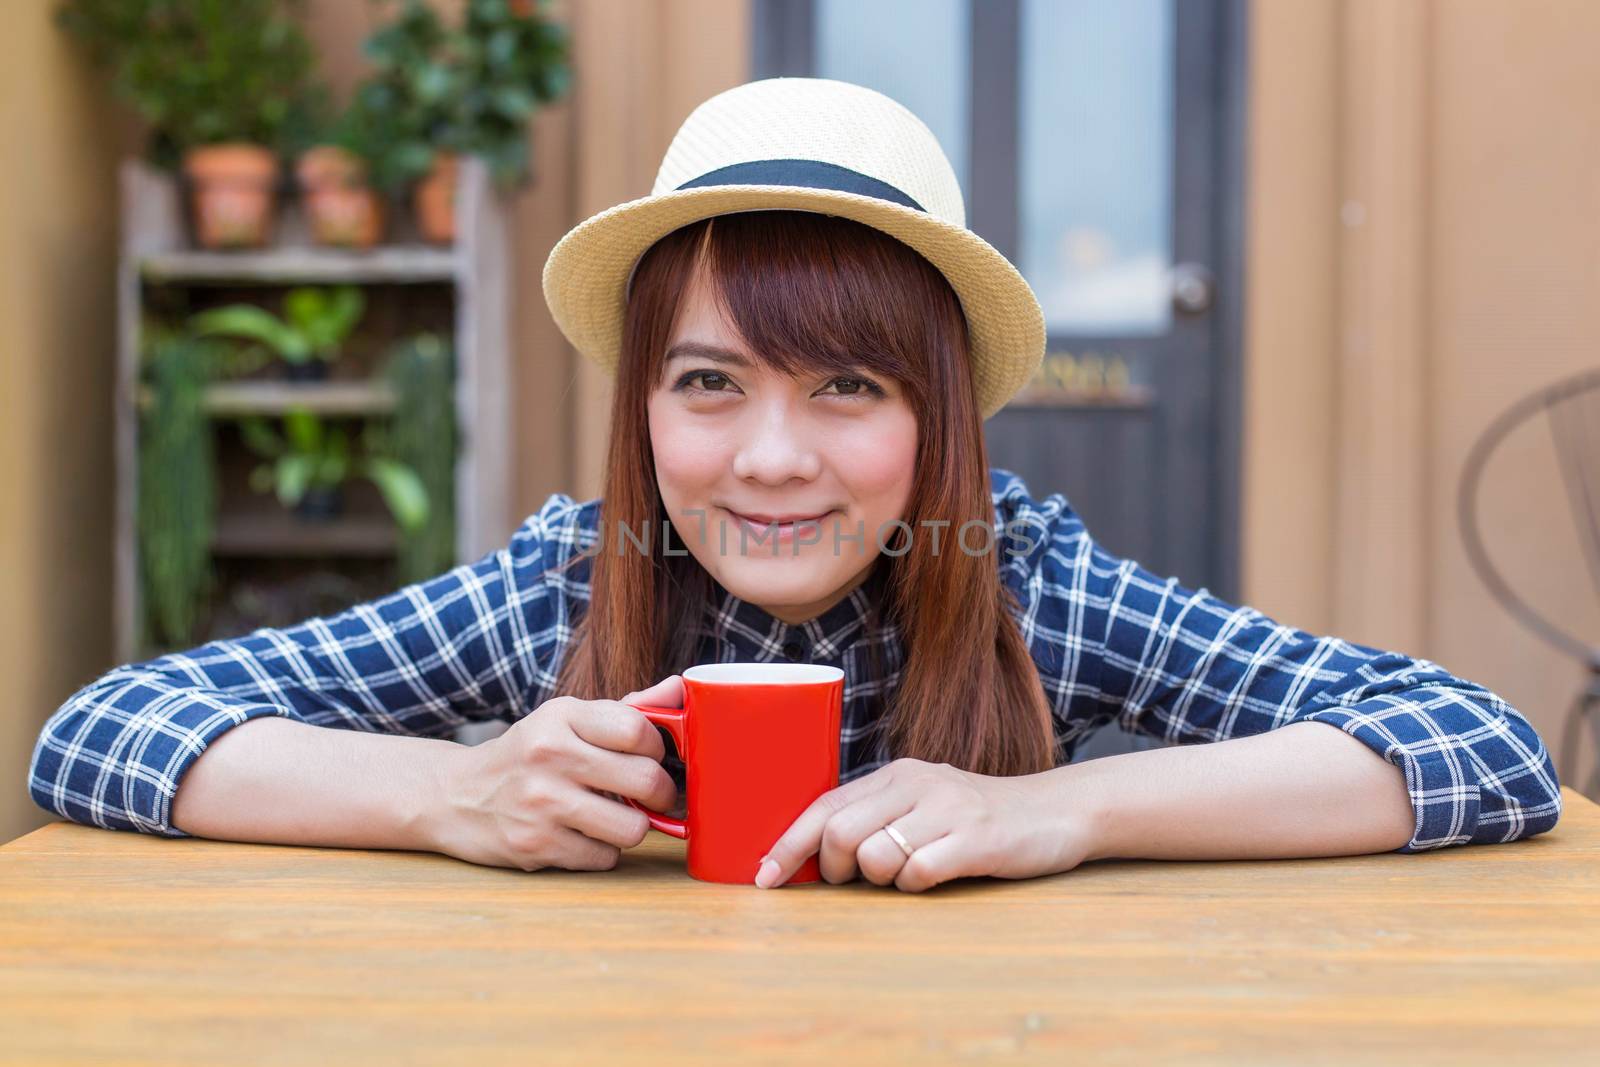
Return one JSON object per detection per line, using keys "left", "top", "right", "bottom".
{"left": 663, "top": 342, "right": 754, "bottom": 367}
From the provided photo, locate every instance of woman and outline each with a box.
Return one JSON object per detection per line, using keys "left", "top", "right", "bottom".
{"left": 29, "top": 78, "right": 1560, "bottom": 892}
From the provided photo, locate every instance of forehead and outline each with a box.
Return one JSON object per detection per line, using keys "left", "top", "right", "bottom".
{"left": 668, "top": 258, "right": 748, "bottom": 353}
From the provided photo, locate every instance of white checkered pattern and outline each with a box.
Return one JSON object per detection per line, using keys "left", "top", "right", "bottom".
{"left": 28, "top": 469, "right": 1562, "bottom": 852}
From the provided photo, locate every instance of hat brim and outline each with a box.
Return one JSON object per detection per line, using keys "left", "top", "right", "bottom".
{"left": 541, "top": 184, "right": 1044, "bottom": 420}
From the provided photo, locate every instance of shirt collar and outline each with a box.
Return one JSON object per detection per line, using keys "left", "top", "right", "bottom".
{"left": 703, "top": 560, "right": 888, "bottom": 663}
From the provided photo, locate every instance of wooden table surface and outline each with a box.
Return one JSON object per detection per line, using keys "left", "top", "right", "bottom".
{"left": 3, "top": 788, "right": 1597, "bottom": 1066}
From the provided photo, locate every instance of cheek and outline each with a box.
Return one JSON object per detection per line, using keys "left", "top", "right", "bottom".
{"left": 826, "top": 406, "right": 919, "bottom": 512}
{"left": 648, "top": 401, "right": 729, "bottom": 500}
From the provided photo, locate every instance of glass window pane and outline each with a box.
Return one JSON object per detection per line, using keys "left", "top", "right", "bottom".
{"left": 1019, "top": 0, "right": 1174, "bottom": 335}
{"left": 814, "top": 0, "right": 970, "bottom": 197}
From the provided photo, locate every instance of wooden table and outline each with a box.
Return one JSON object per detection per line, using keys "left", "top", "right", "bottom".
{"left": 3, "top": 789, "right": 1597, "bottom": 1066}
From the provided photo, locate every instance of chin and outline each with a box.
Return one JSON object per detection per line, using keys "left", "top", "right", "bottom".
{"left": 704, "top": 556, "right": 851, "bottom": 612}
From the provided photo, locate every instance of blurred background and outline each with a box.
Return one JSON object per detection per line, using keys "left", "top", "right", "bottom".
{"left": 4, "top": 0, "right": 1598, "bottom": 843}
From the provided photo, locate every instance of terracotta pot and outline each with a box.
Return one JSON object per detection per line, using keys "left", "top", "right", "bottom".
{"left": 182, "top": 143, "right": 280, "bottom": 249}
{"left": 296, "top": 145, "right": 386, "bottom": 249}
{"left": 413, "top": 152, "right": 459, "bottom": 245}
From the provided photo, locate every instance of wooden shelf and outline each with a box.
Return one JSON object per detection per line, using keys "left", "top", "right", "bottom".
{"left": 136, "top": 380, "right": 398, "bottom": 416}
{"left": 139, "top": 245, "right": 459, "bottom": 285}
{"left": 211, "top": 515, "right": 398, "bottom": 558}
{"left": 1005, "top": 384, "right": 1157, "bottom": 411}
{"left": 116, "top": 157, "right": 514, "bottom": 664}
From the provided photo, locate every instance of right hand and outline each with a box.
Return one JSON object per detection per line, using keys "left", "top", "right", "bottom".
{"left": 424, "top": 676, "right": 684, "bottom": 872}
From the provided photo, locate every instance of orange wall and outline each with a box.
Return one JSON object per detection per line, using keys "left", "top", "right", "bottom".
{"left": 1245, "top": 0, "right": 1600, "bottom": 785}
{"left": 0, "top": 0, "right": 121, "bottom": 842}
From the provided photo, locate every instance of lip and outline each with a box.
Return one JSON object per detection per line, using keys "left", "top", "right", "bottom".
{"left": 723, "top": 507, "right": 836, "bottom": 525}
{"left": 716, "top": 508, "right": 832, "bottom": 547}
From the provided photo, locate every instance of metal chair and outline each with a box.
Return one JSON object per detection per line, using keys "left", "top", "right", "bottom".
{"left": 1459, "top": 368, "right": 1600, "bottom": 798}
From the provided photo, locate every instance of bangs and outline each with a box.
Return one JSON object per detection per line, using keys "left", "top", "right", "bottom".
{"left": 655, "top": 210, "right": 970, "bottom": 407}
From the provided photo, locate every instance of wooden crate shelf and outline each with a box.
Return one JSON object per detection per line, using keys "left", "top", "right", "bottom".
{"left": 135, "top": 380, "right": 399, "bottom": 417}
{"left": 211, "top": 516, "right": 399, "bottom": 558}
{"left": 114, "top": 158, "right": 514, "bottom": 662}
{"left": 140, "top": 245, "right": 460, "bottom": 286}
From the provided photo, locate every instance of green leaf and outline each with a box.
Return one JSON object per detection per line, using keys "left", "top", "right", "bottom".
{"left": 285, "top": 286, "right": 364, "bottom": 359}
{"left": 283, "top": 288, "right": 329, "bottom": 333}
{"left": 238, "top": 415, "right": 284, "bottom": 458}
{"left": 365, "top": 457, "right": 430, "bottom": 532}
{"left": 316, "top": 452, "right": 348, "bottom": 488}
{"left": 487, "top": 28, "right": 517, "bottom": 67}
{"left": 190, "top": 305, "right": 310, "bottom": 363}
{"left": 275, "top": 455, "right": 312, "bottom": 507}
{"left": 322, "top": 287, "right": 366, "bottom": 349}
{"left": 282, "top": 408, "right": 323, "bottom": 453}
{"left": 492, "top": 86, "right": 535, "bottom": 120}
{"left": 57, "top": 0, "right": 321, "bottom": 161}
{"left": 326, "top": 425, "right": 351, "bottom": 466}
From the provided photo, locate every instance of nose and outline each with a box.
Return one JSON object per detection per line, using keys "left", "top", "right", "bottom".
{"left": 730, "top": 398, "right": 822, "bottom": 485}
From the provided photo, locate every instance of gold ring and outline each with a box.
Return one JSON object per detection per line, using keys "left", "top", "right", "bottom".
{"left": 882, "top": 823, "right": 916, "bottom": 859}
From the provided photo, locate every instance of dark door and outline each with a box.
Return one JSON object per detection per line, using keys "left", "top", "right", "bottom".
{"left": 753, "top": 0, "right": 1247, "bottom": 758}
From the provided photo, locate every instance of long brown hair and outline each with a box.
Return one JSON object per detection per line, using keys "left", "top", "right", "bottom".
{"left": 555, "top": 210, "right": 1055, "bottom": 778}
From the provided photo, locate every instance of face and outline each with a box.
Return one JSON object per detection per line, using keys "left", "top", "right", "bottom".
{"left": 647, "top": 262, "right": 919, "bottom": 625}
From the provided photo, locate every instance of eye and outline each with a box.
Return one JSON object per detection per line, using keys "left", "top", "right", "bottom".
{"left": 816, "top": 375, "right": 886, "bottom": 399}
{"left": 673, "top": 369, "right": 740, "bottom": 395}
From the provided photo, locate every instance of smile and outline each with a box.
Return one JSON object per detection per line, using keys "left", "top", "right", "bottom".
{"left": 720, "top": 506, "right": 838, "bottom": 543}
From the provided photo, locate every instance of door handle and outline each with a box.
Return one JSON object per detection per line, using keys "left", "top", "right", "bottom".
{"left": 1170, "top": 262, "right": 1215, "bottom": 315}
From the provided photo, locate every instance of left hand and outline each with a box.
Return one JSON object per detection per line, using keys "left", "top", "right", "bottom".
{"left": 754, "top": 758, "right": 1092, "bottom": 892}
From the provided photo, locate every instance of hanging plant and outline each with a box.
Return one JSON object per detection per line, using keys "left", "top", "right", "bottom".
{"left": 380, "top": 333, "right": 457, "bottom": 582}
{"left": 137, "top": 332, "right": 220, "bottom": 649}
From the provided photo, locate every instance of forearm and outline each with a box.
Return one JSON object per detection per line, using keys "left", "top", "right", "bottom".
{"left": 1047, "top": 721, "right": 1415, "bottom": 862}
{"left": 170, "top": 716, "right": 460, "bottom": 852}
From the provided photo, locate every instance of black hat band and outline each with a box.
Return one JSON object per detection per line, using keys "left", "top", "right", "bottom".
{"left": 674, "top": 158, "right": 927, "bottom": 213}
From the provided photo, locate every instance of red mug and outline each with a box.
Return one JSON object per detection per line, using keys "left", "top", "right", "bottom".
{"left": 625, "top": 662, "right": 845, "bottom": 885}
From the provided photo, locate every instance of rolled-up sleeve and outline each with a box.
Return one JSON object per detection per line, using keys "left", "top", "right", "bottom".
{"left": 1285, "top": 656, "right": 1561, "bottom": 851}
{"left": 993, "top": 467, "right": 1562, "bottom": 853}
{"left": 28, "top": 493, "right": 590, "bottom": 838}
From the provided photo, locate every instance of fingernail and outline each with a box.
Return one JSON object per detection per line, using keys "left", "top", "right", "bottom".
{"left": 755, "top": 859, "right": 781, "bottom": 889}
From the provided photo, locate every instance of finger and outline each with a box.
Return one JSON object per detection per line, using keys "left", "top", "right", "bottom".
{"left": 856, "top": 806, "right": 945, "bottom": 887}
{"left": 570, "top": 701, "right": 666, "bottom": 761}
{"left": 621, "top": 674, "right": 684, "bottom": 708}
{"left": 892, "top": 832, "right": 968, "bottom": 893}
{"left": 551, "top": 826, "right": 624, "bottom": 872}
{"left": 855, "top": 828, "right": 910, "bottom": 887}
{"left": 556, "top": 786, "right": 656, "bottom": 850}
{"left": 616, "top": 676, "right": 685, "bottom": 771}
{"left": 756, "top": 770, "right": 895, "bottom": 888}
{"left": 814, "top": 786, "right": 918, "bottom": 886}
{"left": 572, "top": 748, "right": 678, "bottom": 812}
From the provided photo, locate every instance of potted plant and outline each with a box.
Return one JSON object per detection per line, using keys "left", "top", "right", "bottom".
{"left": 295, "top": 144, "right": 386, "bottom": 249}
{"left": 57, "top": 0, "right": 322, "bottom": 248}
{"left": 239, "top": 409, "right": 430, "bottom": 532}
{"left": 344, "top": 2, "right": 457, "bottom": 241}
{"left": 188, "top": 286, "right": 365, "bottom": 382}
{"left": 451, "top": 0, "right": 571, "bottom": 189}
{"left": 352, "top": 0, "right": 571, "bottom": 244}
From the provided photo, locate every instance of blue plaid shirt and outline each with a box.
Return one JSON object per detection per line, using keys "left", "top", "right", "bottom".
{"left": 29, "top": 468, "right": 1562, "bottom": 853}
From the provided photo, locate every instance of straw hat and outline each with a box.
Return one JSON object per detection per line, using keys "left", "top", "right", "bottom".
{"left": 541, "top": 76, "right": 1045, "bottom": 420}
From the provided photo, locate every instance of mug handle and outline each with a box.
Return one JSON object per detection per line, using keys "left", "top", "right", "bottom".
{"left": 623, "top": 704, "right": 688, "bottom": 840}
